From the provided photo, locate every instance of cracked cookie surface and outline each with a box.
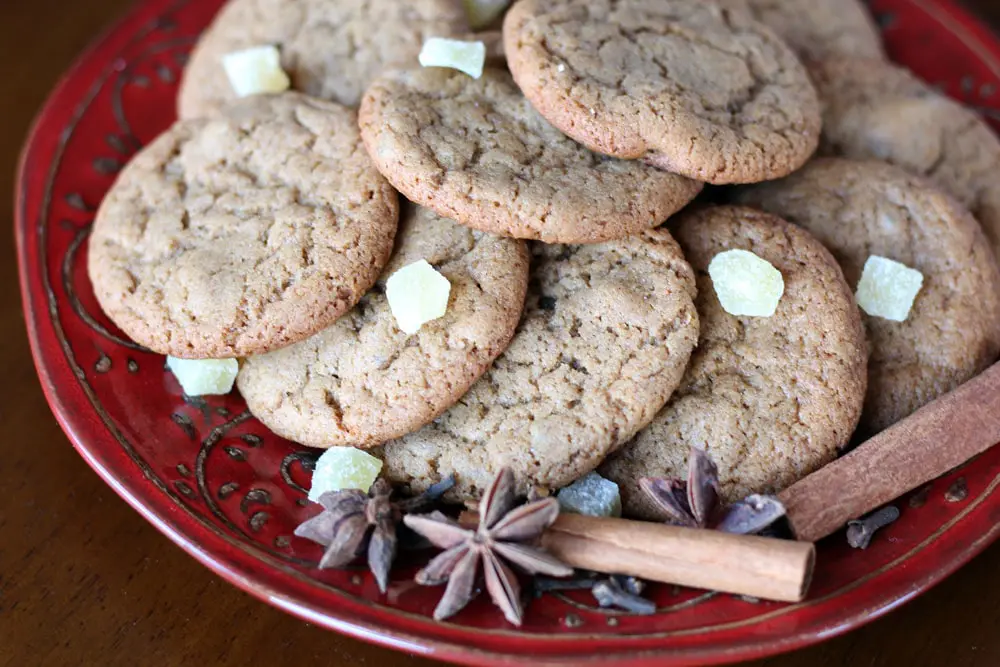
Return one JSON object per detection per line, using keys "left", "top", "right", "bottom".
{"left": 600, "top": 206, "right": 868, "bottom": 520}
{"left": 88, "top": 93, "right": 398, "bottom": 359}
{"left": 502, "top": 0, "right": 821, "bottom": 184}
{"left": 737, "top": 158, "right": 1000, "bottom": 433}
{"left": 720, "top": 0, "right": 883, "bottom": 62}
{"left": 377, "top": 229, "right": 700, "bottom": 501}
{"left": 237, "top": 207, "right": 529, "bottom": 448}
{"left": 811, "top": 57, "right": 1000, "bottom": 261}
{"left": 178, "top": 0, "right": 469, "bottom": 118}
{"left": 359, "top": 67, "right": 703, "bottom": 244}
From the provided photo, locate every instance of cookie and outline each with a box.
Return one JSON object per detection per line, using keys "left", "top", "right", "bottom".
{"left": 178, "top": 0, "right": 470, "bottom": 118}
{"left": 377, "top": 230, "right": 700, "bottom": 500}
{"left": 502, "top": 0, "right": 821, "bottom": 184}
{"left": 810, "top": 57, "right": 1000, "bottom": 261}
{"left": 600, "top": 206, "right": 868, "bottom": 520}
{"left": 359, "top": 67, "right": 703, "bottom": 244}
{"left": 88, "top": 93, "right": 399, "bottom": 359}
{"left": 720, "top": 0, "right": 883, "bottom": 62}
{"left": 237, "top": 207, "right": 529, "bottom": 448}
{"left": 737, "top": 158, "right": 1000, "bottom": 433}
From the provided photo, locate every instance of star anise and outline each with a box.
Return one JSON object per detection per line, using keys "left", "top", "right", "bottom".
{"left": 640, "top": 446, "right": 786, "bottom": 535}
{"left": 295, "top": 476, "right": 455, "bottom": 593}
{"left": 403, "top": 468, "right": 573, "bottom": 626}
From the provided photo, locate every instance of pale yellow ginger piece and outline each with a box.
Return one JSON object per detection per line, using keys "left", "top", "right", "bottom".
{"left": 222, "top": 45, "right": 291, "bottom": 98}
{"left": 418, "top": 38, "right": 486, "bottom": 79}
{"left": 855, "top": 256, "right": 924, "bottom": 322}
{"left": 708, "top": 249, "right": 785, "bottom": 317}
{"left": 308, "top": 447, "right": 384, "bottom": 502}
{"left": 557, "top": 472, "right": 622, "bottom": 518}
{"left": 385, "top": 259, "right": 452, "bottom": 335}
{"left": 462, "top": 0, "right": 510, "bottom": 29}
{"left": 166, "top": 357, "right": 239, "bottom": 396}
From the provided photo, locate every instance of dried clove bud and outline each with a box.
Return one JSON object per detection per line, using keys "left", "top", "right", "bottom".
{"left": 945, "top": 478, "right": 968, "bottom": 503}
{"left": 592, "top": 579, "right": 656, "bottom": 615}
{"left": 610, "top": 574, "right": 646, "bottom": 597}
{"left": 846, "top": 505, "right": 901, "bottom": 549}
{"left": 532, "top": 574, "right": 599, "bottom": 596}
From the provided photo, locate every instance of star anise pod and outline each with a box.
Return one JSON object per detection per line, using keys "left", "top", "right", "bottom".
{"left": 639, "top": 446, "right": 786, "bottom": 535}
{"left": 295, "top": 476, "right": 454, "bottom": 593}
{"left": 403, "top": 468, "right": 573, "bottom": 626}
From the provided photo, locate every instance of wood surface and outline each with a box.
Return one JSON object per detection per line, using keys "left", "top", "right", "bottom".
{"left": 2, "top": 1, "right": 1000, "bottom": 666}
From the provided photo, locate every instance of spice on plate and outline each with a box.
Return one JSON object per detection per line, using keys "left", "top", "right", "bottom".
{"left": 295, "top": 477, "right": 455, "bottom": 592}
{"left": 846, "top": 505, "right": 900, "bottom": 549}
{"left": 779, "top": 362, "right": 1000, "bottom": 542}
{"left": 404, "top": 468, "right": 573, "bottom": 625}
{"left": 640, "top": 447, "right": 787, "bottom": 535}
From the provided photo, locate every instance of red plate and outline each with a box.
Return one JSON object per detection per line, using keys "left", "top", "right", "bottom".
{"left": 15, "top": 1, "right": 1000, "bottom": 665}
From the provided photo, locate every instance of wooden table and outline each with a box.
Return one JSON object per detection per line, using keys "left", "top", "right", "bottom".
{"left": 3, "top": 1, "right": 1000, "bottom": 665}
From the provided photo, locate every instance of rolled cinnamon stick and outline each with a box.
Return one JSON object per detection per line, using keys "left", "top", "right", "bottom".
{"left": 460, "top": 511, "right": 815, "bottom": 602}
{"left": 780, "top": 361, "right": 1000, "bottom": 542}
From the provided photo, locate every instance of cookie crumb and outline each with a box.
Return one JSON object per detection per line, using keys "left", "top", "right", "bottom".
{"left": 222, "top": 45, "right": 290, "bottom": 97}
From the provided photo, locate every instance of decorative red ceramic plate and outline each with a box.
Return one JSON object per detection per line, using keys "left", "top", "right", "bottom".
{"left": 15, "top": 0, "right": 1000, "bottom": 664}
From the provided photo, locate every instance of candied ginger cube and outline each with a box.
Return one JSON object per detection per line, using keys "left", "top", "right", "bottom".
{"left": 308, "top": 447, "right": 383, "bottom": 503}
{"left": 385, "top": 259, "right": 452, "bottom": 335}
{"left": 557, "top": 472, "right": 622, "bottom": 518}
{"left": 222, "top": 45, "right": 291, "bottom": 97}
{"left": 462, "top": 0, "right": 510, "bottom": 29}
{"left": 166, "top": 357, "right": 238, "bottom": 396}
{"left": 708, "top": 249, "right": 785, "bottom": 317}
{"left": 418, "top": 38, "right": 486, "bottom": 79}
{"left": 855, "top": 256, "right": 924, "bottom": 322}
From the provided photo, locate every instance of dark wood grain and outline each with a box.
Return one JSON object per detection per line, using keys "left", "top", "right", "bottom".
{"left": 2, "top": 2, "right": 1000, "bottom": 666}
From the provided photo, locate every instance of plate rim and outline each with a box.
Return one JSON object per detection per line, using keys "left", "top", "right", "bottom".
{"left": 13, "top": 0, "right": 1000, "bottom": 665}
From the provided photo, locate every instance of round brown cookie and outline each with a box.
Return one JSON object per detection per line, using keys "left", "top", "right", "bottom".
{"left": 376, "top": 229, "right": 700, "bottom": 501}
{"left": 600, "top": 206, "right": 868, "bottom": 520}
{"left": 717, "top": 0, "right": 883, "bottom": 62}
{"left": 736, "top": 158, "right": 1000, "bottom": 434}
{"left": 359, "top": 67, "right": 703, "bottom": 244}
{"left": 178, "top": 0, "right": 469, "bottom": 119}
{"left": 502, "top": 0, "right": 821, "bottom": 184}
{"left": 810, "top": 57, "right": 1000, "bottom": 261}
{"left": 88, "top": 93, "right": 399, "bottom": 359}
{"left": 237, "top": 207, "right": 529, "bottom": 448}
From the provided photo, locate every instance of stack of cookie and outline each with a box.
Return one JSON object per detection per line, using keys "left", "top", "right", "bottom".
{"left": 87, "top": 0, "right": 1000, "bottom": 518}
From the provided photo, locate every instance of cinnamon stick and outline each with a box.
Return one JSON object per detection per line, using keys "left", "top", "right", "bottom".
{"left": 460, "top": 511, "right": 814, "bottom": 602}
{"left": 780, "top": 361, "right": 1000, "bottom": 542}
